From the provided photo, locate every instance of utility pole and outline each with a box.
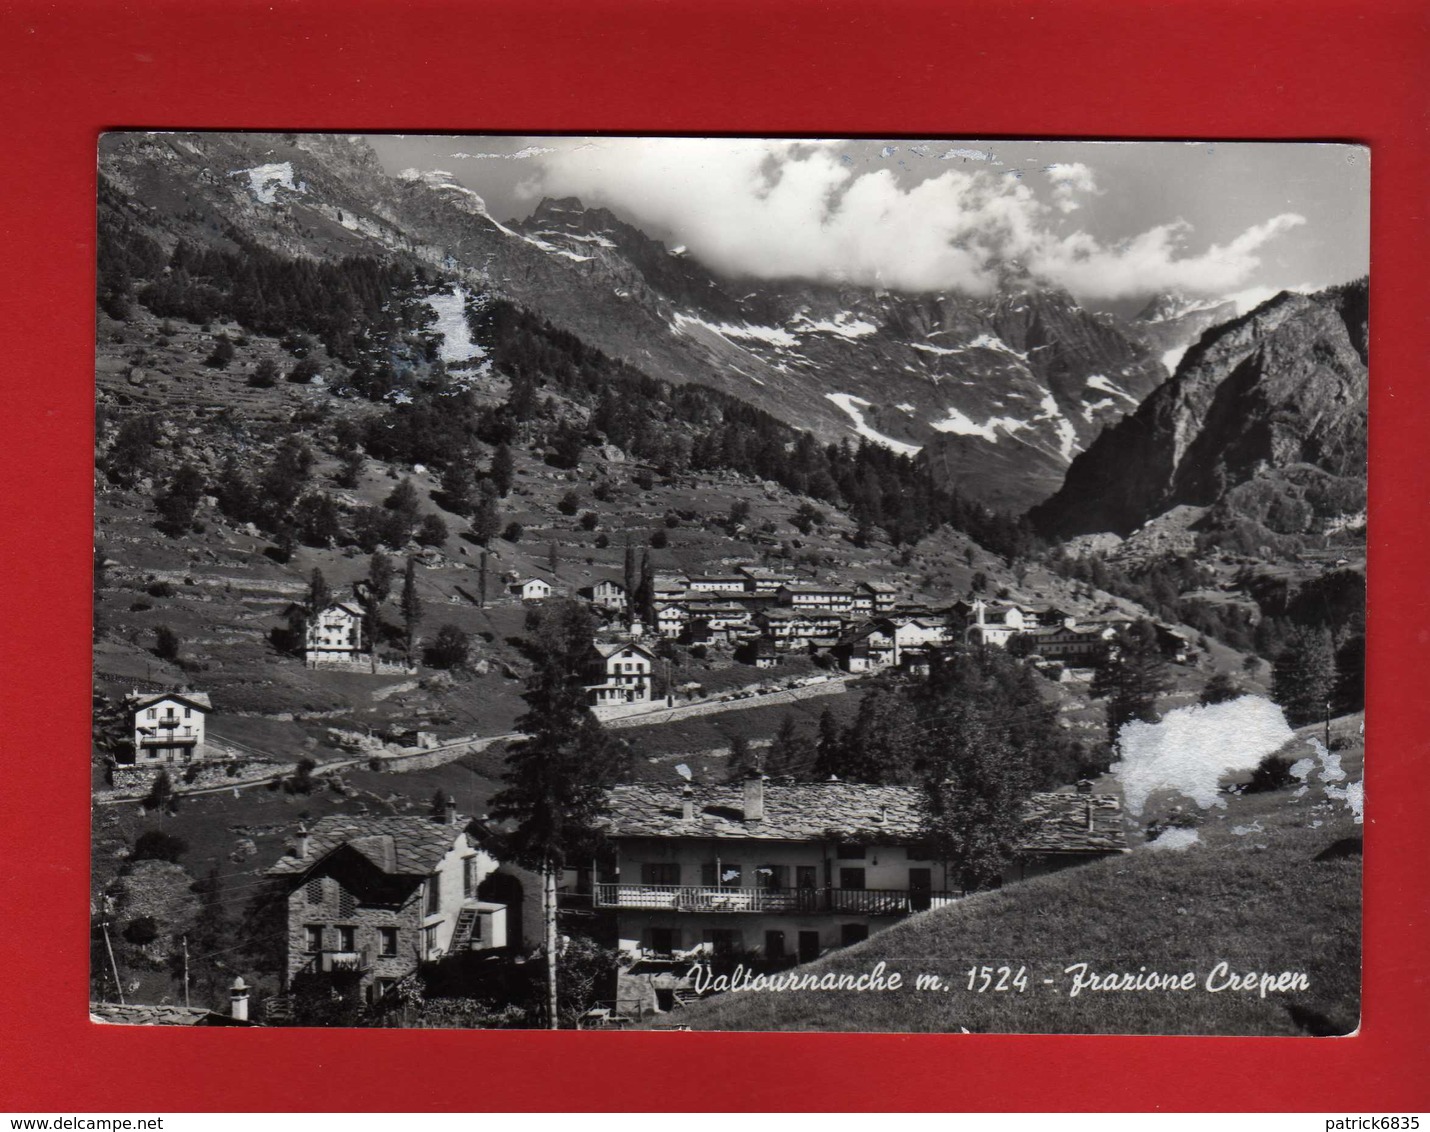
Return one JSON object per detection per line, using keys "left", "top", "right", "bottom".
{"left": 182, "top": 935, "right": 191, "bottom": 1007}
{"left": 101, "top": 919, "right": 124, "bottom": 1004}
{"left": 1325, "top": 699, "right": 1332, "bottom": 750}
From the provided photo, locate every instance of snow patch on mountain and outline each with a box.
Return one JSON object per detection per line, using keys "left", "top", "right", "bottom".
{"left": 1161, "top": 346, "right": 1189, "bottom": 374}
{"left": 672, "top": 313, "right": 799, "bottom": 348}
{"left": 234, "top": 162, "right": 302, "bottom": 204}
{"left": 788, "top": 312, "right": 879, "bottom": 339}
{"left": 425, "top": 287, "right": 486, "bottom": 364}
{"left": 824, "top": 394, "right": 922, "bottom": 456}
{"left": 930, "top": 407, "right": 1029, "bottom": 444}
{"left": 1036, "top": 393, "right": 1079, "bottom": 462}
{"left": 967, "top": 333, "right": 1029, "bottom": 360}
{"left": 1084, "top": 373, "right": 1139, "bottom": 405}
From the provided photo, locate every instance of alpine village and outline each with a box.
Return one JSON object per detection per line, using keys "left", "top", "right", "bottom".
{"left": 91, "top": 134, "right": 1365, "bottom": 1036}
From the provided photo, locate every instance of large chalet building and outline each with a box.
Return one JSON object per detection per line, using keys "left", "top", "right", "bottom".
{"left": 593, "top": 777, "right": 1128, "bottom": 963}
{"left": 124, "top": 690, "right": 211, "bottom": 763}
{"left": 265, "top": 805, "right": 517, "bottom": 1003}
{"left": 583, "top": 640, "right": 657, "bottom": 713}
{"left": 303, "top": 602, "right": 364, "bottom": 666}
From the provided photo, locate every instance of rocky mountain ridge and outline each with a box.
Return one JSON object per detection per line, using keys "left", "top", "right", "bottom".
{"left": 1030, "top": 281, "right": 1368, "bottom": 542}
{"left": 99, "top": 132, "right": 1241, "bottom": 512}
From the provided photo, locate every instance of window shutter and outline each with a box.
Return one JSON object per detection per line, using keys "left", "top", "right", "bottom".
{"left": 306, "top": 879, "right": 323, "bottom": 905}
{"left": 338, "top": 887, "right": 355, "bottom": 918}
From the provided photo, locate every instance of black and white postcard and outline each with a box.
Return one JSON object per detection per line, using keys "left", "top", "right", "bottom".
{"left": 91, "top": 134, "right": 1367, "bottom": 1035}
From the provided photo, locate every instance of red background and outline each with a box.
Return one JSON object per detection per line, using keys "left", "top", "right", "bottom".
{"left": 1, "top": 0, "right": 1426, "bottom": 1112}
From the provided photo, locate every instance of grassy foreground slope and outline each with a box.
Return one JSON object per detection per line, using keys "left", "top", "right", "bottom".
{"left": 661, "top": 728, "right": 1361, "bottom": 1036}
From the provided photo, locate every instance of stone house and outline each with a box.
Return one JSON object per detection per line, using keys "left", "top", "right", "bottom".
{"left": 584, "top": 640, "right": 656, "bottom": 710}
{"left": 265, "top": 805, "right": 515, "bottom": 1003}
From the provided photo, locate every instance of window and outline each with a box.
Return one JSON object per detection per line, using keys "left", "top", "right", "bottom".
{"left": 839, "top": 867, "right": 866, "bottom": 891}
{"left": 796, "top": 866, "right": 818, "bottom": 890}
{"left": 646, "top": 927, "right": 679, "bottom": 957}
{"left": 703, "top": 928, "right": 741, "bottom": 957}
{"left": 423, "top": 923, "right": 440, "bottom": 959}
{"left": 426, "top": 874, "right": 441, "bottom": 916}
{"left": 305, "top": 879, "right": 323, "bottom": 906}
{"left": 765, "top": 930, "right": 786, "bottom": 959}
{"left": 641, "top": 862, "right": 681, "bottom": 886}
{"left": 184, "top": 707, "right": 192, "bottom": 719}
{"left": 336, "top": 925, "right": 355, "bottom": 952}
{"left": 146, "top": 708, "right": 156, "bottom": 720}
{"left": 337, "top": 887, "right": 355, "bottom": 917}
{"left": 755, "top": 865, "right": 789, "bottom": 890}
{"left": 378, "top": 927, "right": 398, "bottom": 957}
{"left": 304, "top": 925, "right": 324, "bottom": 953}
{"left": 836, "top": 842, "right": 866, "bottom": 859}
{"left": 463, "top": 857, "right": 479, "bottom": 899}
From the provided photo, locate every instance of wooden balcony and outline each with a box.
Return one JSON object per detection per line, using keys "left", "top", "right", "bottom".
{"left": 310, "top": 947, "right": 373, "bottom": 973}
{"left": 594, "top": 884, "right": 960, "bottom": 916}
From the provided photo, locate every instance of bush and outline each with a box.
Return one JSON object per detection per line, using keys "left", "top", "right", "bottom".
{"left": 249, "top": 357, "right": 279, "bottom": 388}
{"left": 131, "top": 829, "right": 188, "bottom": 864}
{"left": 288, "top": 356, "right": 322, "bottom": 385}
{"left": 501, "top": 522, "right": 524, "bottom": 543}
{"left": 1244, "top": 753, "right": 1298, "bottom": 794}
{"left": 146, "top": 581, "right": 176, "bottom": 598}
{"left": 416, "top": 513, "right": 449, "bottom": 547}
{"left": 579, "top": 511, "right": 599, "bottom": 531}
{"left": 557, "top": 489, "right": 582, "bottom": 516}
{"left": 593, "top": 533, "right": 610, "bottom": 549}
{"left": 204, "top": 336, "right": 235, "bottom": 369}
{"left": 425, "top": 624, "right": 471, "bottom": 669}
{"left": 153, "top": 625, "right": 180, "bottom": 661}
{"left": 123, "top": 916, "right": 161, "bottom": 946}
{"left": 649, "top": 529, "right": 669, "bottom": 549}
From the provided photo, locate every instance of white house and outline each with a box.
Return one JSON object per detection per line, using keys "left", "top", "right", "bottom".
{"left": 584, "top": 641, "right": 657, "bottom": 710}
{"left": 510, "top": 577, "right": 553, "bottom": 602}
{"left": 778, "top": 583, "right": 856, "bottom": 616}
{"left": 594, "top": 778, "right": 1128, "bottom": 968}
{"left": 125, "top": 690, "right": 211, "bottom": 764}
{"left": 583, "top": 579, "right": 628, "bottom": 612}
{"left": 655, "top": 603, "right": 689, "bottom": 640}
{"left": 305, "top": 602, "right": 364, "bottom": 664}
{"left": 737, "top": 565, "right": 794, "bottom": 594}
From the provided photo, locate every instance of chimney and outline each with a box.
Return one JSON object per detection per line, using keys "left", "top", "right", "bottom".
{"left": 743, "top": 774, "right": 765, "bottom": 823}
{"left": 229, "top": 975, "right": 249, "bottom": 1022}
{"left": 1075, "top": 778, "right": 1094, "bottom": 795}
{"left": 681, "top": 784, "right": 695, "bottom": 821}
{"left": 295, "top": 823, "right": 309, "bottom": 859}
{"left": 1085, "top": 799, "right": 1096, "bottom": 832}
{"left": 444, "top": 797, "right": 458, "bottom": 826}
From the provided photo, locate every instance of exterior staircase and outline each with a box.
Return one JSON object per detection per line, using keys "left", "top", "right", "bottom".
{"left": 449, "top": 905, "right": 479, "bottom": 951}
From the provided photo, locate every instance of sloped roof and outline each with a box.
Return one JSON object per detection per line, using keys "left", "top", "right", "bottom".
{"left": 602, "top": 782, "right": 926, "bottom": 842}
{"left": 592, "top": 641, "right": 656, "bottom": 660}
{"left": 89, "top": 1002, "right": 248, "bottom": 1026}
{"left": 266, "top": 814, "right": 465, "bottom": 877}
{"left": 1018, "top": 793, "right": 1129, "bottom": 854}
{"left": 126, "top": 691, "right": 212, "bottom": 712}
{"left": 601, "top": 783, "right": 1128, "bottom": 855}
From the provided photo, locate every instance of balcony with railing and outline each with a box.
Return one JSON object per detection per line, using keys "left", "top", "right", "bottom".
{"left": 307, "top": 946, "right": 373, "bottom": 974}
{"left": 138, "top": 731, "right": 199, "bottom": 746}
{"left": 594, "top": 883, "right": 960, "bottom": 916}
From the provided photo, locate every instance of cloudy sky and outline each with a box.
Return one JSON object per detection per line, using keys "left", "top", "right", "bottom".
{"left": 366, "top": 136, "right": 1368, "bottom": 312}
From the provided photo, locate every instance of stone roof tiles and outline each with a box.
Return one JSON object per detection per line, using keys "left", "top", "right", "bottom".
{"left": 266, "top": 814, "right": 465, "bottom": 877}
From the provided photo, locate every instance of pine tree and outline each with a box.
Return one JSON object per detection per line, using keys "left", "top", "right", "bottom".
{"left": 921, "top": 710, "right": 1030, "bottom": 892}
{"left": 726, "top": 734, "right": 762, "bottom": 782}
{"left": 813, "top": 707, "right": 845, "bottom": 780}
{"left": 1271, "top": 625, "right": 1336, "bottom": 726}
{"left": 490, "top": 443, "right": 515, "bottom": 497}
{"left": 1092, "top": 620, "right": 1172, "bottom": 742}
{"left": 362, "top": 552, "right": 393, "bottom": 671}
{"left": 832, "top": 687, "right": 919, "bottom": 783}
{"left": 548, "top": 541, "right": 559, "bottom": 577}
{"left": 307, "top": 568, "right": 331, "bottom": 616}
{"left": 490, "top": 600, "right": 630, "bottom": 1028}
{"left": 478, "top": 551, "right": 488, "bottom": 608}
{"left": 400, "top": 557, "right": 422, "bottom": 664}
{"left": 764, "top": 716, "right": 814, "bottom": 779}
{"left": 470, "top": 482, "right": 501, "bottom": 546}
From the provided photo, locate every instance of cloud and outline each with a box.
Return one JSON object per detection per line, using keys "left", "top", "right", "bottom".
{"left": 523, "top": 138, "right": 1307, "bottom": 301}
{"left": 1045, "top": 162, "right": 1099, "bottom": 213}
